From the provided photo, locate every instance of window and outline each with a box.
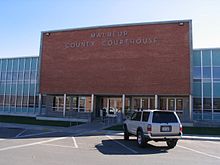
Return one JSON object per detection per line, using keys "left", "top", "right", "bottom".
{"left": 168, "top": 99, "right": 175, "bottom": 110}
{"left": 152, "top": 111, "right": 178, "bottom": 123}
{"left": 150, "top": 98, "right": 155, "bottom": 109}
{"left": 214, "top": 83, "right": 220, "bottom": 97}
{"left": 133, "top": 98, "right": 141, "bottom": 110}
{"left": 142, "top": 98, "right": 148, "bottom": 109}
{"left": 213, "top": 98, "right": 220, "bottom": 112}
{"left": 142, "top": 112, "right": 150, "bottom": 122}
{"left": 203, "top": 83, "right": 211, "bottom": 97}
{"left": 213, "top": 67, "right": 220, "bottom": 78}
{"left": 176, "top": 99, "right": 183, "bottom": 110}
{"left": 159, "top": 98, "right": 166, "bottom": 110}
{"left": 203, "top": 67, "right": 211, "bottom": 78}
{"left": 212, "top": 50, "right": 220, "bottom": 66}
{"left": 202, "top": 50, "right": 211, "bottom": 66}
{"left": 203, "top": 98, "right": 211, "bottom": 110}
{"left": 193, "top": 67, "right": 201, "bottom": 79}
{"left": 193, "top": 51, "right": 201, "bottom": 66}
{"left": 131, "top": 112, "right": 142, "bottom": 121}
{"left": 193, "top": 82, "right": 201, "bottom": 97}
{"left": 193, "top": 98, "right": 201, "bottom": 110}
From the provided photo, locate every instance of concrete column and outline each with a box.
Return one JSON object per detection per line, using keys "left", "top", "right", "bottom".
{"left": 189, "top": 95, "right": 192, "bottom": 121}
{"left": 63, "top": 94, "right": 66, "bottom": 117}
{"left": 91, "top": 94, "right": 94, "bottom": 112}
{"left": 38, "top": 93, "right": 42, "bottom": 115}
{"left": 155, "top": 95, "right": 158, "bottom": 109}
{"left": 122, "top": 94, "right": 125, "bottom": 114}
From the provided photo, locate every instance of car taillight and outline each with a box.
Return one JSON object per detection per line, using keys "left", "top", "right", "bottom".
{"left": 180, "top": 125, "right": 183, "bottom": 133}
{"left": 147, "top": 124, "right": 152, "bottom": 132}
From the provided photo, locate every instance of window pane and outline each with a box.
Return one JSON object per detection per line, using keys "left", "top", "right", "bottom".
{"left": 202, "top": 50, "right": 211, "bottom": 66}
{"left": 193, "top": 98, "right": 201, "bottom": 110}
{"left": 7, "top": 60, "right": 12, "bottom": 71}
{"left": 193, "top": 82, "right": 201, "bottom": 97}
{"left": 213, "top": 98, "right": 220, "bottom": 110}
{"left": 19, "top": 58, "right": 25, "bottom": 70}
{"left": 213, "top": 83, "right": 220, "bottom": 97}
{"left": 79, "top": 97, "right": 86, "bottom": 112}
{"left": 1, "top": 72, "right": 6, "bottom": 80}
{"left": 150, "top": 98, "right": 155, "bottom": 109}
{"left": 203, "top": 67, "right": 211, "bottom": 78}
{"left": 142, "top": 112, "right": 150, "bottom": 122}
{"left": 1, "top": 60, "right": 7, "bottom": 71}
{"left": 193, "top": 50, "right": 201, "bottom": 66}
{"left": 203, "top": 83, "right": 211, "bottom": 97}
{"left": 24, "top": 58, "right": 31, "bottom": 71}
{"left": 0, "top": 84, "right": 5, "bottom": 94}
{"left": 24, "top": 72, "right": 30, "bottom": 81}
{"left": 31, "top": 58, "right": 37, "bottom": 70}
{"left": 212, "top": 49, "right": 220, "bottom": 66}
{"left": 203, "top": 98, "right": 211, "bottom": 110}
{"left": 213, "top": 67, "right": 220, "bottom": 78}
{"left": 193, "top": 67, "right": 201, "bottom": 79}
{"left": 0, "top": 60, "right": 2, "bottom": 72}
{"left": 12, "top": 59, "right": 19, "bottom": 71}
{"left": 142, "top": 98, "right": 148, "bottom": 109}
{"left": 159, "top": 98, "right": 166, "bottom": 110}
{"left": 23, "top": 83, "right": 29, "bottom": 96}
{"left": 152, "top": 112, "right": 178, "bottom": 123}
{"left": 29, "top": 84, "right": 35, "bottom": 96}
{"left": 168, "top": 99, "right": 175, "bottom": 110}
{"left": 133, "top": 98, "right": 140, "bottom": 110}
{"left": 176, "top": 99, "right": 183, "bottom": 110}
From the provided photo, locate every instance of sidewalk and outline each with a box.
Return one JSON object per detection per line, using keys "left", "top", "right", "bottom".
{"left": 0, "top": 121, "right": 114, "bottom": 134}
{"left": 1, "top": 122, "right": 220, "bottom": 141}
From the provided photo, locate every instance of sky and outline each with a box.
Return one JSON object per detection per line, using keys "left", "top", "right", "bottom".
{"left": 0, "top": 0, "right": 220, "bottom": 58}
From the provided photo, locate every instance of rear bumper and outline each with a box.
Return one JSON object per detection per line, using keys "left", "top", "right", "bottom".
{"left": 144, "top": 133, "right": 182, "bottom": 140}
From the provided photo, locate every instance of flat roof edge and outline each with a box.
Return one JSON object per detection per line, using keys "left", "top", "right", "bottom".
{"left": 0, "top": 55, "right": 39, "bottom": 60}
{"left": 42, "top": 19, "right": 192, "bottom": 34}
{"left": 193, "top": 47, "right": 220, "bottom": 50}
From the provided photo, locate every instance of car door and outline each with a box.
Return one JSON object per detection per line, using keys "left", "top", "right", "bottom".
{"left": 129, "top": 112, "right": 142, "bottom": 134}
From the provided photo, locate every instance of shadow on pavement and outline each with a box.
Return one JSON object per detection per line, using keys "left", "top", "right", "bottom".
{"left": 95, "top": 139, "right": 169, "bottom": 155}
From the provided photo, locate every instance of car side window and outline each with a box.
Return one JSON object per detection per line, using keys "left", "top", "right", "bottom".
{"left": 131, "top": 112, "right": 142, "bottom": 121}
{"left": 142, "top": 112, "right": 150, "bottom": 122}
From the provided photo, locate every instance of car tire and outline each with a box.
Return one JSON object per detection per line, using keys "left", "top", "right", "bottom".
{"left": 166, "top": 139, "right": 178, "bottom": 149}
{"left": 124, "top": 125, "right": 130, "bottom": 140}
{"left": 137, "top": 130, "right": 146, "bottom": 148}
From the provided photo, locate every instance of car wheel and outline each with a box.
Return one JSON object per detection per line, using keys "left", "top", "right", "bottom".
{"left": 124, "top": 125, "right": 129, "bottom": 140}
{"left": 166, "top": 139, "right": 178, "bottom": 149}
{"left": 137, "top": 130, "right": 146, "bottom": 148}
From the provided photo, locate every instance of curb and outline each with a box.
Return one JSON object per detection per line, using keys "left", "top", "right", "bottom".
{"left": 182, "top": 135, "right": 220, "bottom": 141}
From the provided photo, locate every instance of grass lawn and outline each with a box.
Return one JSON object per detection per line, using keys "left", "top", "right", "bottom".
{"left": 105, "top": 124, "right": 220, "bottom": 136}
{"left": 0, "top": 115, "right": 83, "bottom": 127}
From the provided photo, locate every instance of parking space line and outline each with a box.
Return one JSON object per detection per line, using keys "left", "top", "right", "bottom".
{"left": 17, "top": 131, "right": 57, "bottom": 138}
{"left": 15, "top": 129, "right": 27, "bottom": 138}
{"left": 106, "top": 135, "right": 138, "bottom": 154}
{"left": 177, "top": 145, "right": 220, "bottom": 160}
{"left": 40, "top": 143, "right": 76, "bottom": 149}
{"left": 0, "top": 137, "right": 67, "bottom": 152}
{"left": 72, "top": 137, "right": 78, "bottom": 148}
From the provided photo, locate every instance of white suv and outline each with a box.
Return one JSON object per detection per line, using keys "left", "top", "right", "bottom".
{"left": 123, "top": 110, "right": 182, "bottom": 148}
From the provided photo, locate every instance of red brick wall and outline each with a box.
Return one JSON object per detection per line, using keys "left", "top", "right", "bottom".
{"left": 40, "top": 21, "right": 191, "bottom": 95}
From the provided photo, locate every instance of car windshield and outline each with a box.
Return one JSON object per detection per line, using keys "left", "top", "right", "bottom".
{"left": 152, "top": 111, "right": 178, "bottom": 123}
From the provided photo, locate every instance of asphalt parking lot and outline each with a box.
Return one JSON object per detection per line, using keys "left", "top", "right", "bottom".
{"left": 0, "top": 127, "right": 220, "bottom": 165}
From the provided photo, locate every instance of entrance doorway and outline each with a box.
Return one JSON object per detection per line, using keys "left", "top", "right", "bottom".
{"left": 95, "top": 97, "right": 122, "bottom": 118}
